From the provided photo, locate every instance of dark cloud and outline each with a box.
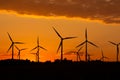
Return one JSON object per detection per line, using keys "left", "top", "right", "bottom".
{"left": 0, "top": 0, "right": 120, "bottom": 23}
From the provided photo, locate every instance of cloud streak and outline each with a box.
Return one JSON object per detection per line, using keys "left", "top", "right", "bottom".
{"left": 0, "top": 0, "right": 120, "bottom": 23}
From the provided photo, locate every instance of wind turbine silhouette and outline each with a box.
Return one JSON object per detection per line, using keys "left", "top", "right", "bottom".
{"left": 31, "top": 37, "right": 47, "bottom": 62}
{"left": 76, "top": 47, "right": 83, "bottom": 62}
{"left": 31, "top": 52, "right": 38, "bottom": 62}
{"left": 15, "top": 46, "right": 27, "bottom": 60}
{"left": 76, "top": 29, "right": 98, "bottom": 61}
{"left": 7, "top": 32, "right": 24, "bottom": 60}
{"left": 53, "top": 27, "right": 76, "bottom": 61}
{"left": 109, "top": 41, "right": 120, "bottom": 62}
{"left": 65, "top": 47, "right": 83, "bottom": 62}
{"left": 100, "top": 48, "right": 109, "bottom": 61}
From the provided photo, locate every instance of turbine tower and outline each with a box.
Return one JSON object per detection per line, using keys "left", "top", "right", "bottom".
{"left": 76, "top": 29, "right": 98, "bottom": 62}
{"left": 109, "top": 41, "right": 120, "bottom": 62}
{"left": 31, "top": 37, "right": 47, "bottom": 62}
{"left": 53, "top": 27, "right": 76, "bottom": 61}
{"left": 7, "top": 32, "right": 24, "bottom": 60}
{"left": 15, "top": 46, "right": 27, "bottom": 60}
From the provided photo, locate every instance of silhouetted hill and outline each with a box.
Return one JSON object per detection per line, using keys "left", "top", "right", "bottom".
{"left": 0, "top": 59, "right": 119, "bottom": 80}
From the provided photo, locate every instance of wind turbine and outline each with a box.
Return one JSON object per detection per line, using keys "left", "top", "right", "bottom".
{"left": 65, "top": 47, "right": 83, "bottom": 62}
{"left": 31, "top": 52, "right": 38, "bottom": 62}
{"left": 53, "top": 27, "right": 76, "bottom": 61}
{"left": 109, "top": 41, "right": 120, "bottom": 62}
{"left": 100, "top": 48, "right": 109, "bottom": 61}
{"left": 15, "top": 46, "right": 27, "bottom": 60}
{"left": 31, "top": 37, "right": 47, "bottom": 62}
{"left": 7, "top": 32, "right": 24, "bottom": 60}
{"left": 76, "top": 47, "right": 83, "bottom": 62}
{"left": 76, "top": 29, "right": 98, "bottom": 61}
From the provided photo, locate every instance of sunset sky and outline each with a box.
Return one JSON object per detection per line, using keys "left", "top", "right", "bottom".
{"left": 0, "top": 0, "right": 120, "bottom": 62}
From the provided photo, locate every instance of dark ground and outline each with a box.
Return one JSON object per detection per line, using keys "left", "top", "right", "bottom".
{"left": 0, "top": 59, "right": 119, "bottom": 80}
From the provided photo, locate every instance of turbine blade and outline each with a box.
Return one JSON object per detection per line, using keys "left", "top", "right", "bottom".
{"left": 85, "top": 28, "right": 87, "bottom": 40}
{"left": 15, "top": 45, "right": 19, "bottom": 50}
{"left": 53, "top": 27, "right": 62, "bottom": 38}
{"left": 64, "top": 37, "right": 77, "bottom": 40}
{"left": 31, "top": 53, "right": 38, "bottom": 57}
{"left": 57, "top": 41, "right": 62, "bottom": 53}
{"left": 15, "top": 42, "right": 24, "bottom": 44}
{"left": 108, "top": 41, "right": 116, "bottom": 45}
{"left": 101, "top": 48, "right": 104, "bottom": 57}
{"left": 21, "top": 48, "right": 27, "bottom": 51}
{"left": 64, "top": 51, "right": 76, "bottom": 55}
{"left": 18, "top": 53, "right": 20, "bottom": 56}
{"left": 88, "top": 41, "right": 98, "bottom": 47}
{"left": 31, "top": 53, "right": 36, "bottom": 55}
{"left": 39, "top": 46, "right": 47, "bottom": 51}
{"left": 36, "top": 52, "right": 39, "bottom": 56}
{"left": 76, "top": 41, "right": 86, "bottom": 48}
{"left": 104, "top": 57, "right": 109, "bottom": 59}
{"left": 78, "top": 46, "right": 83, "bottom": 53}
{"left": 7, "top": 44, "right": 13, "bottom": 53}
{"left": 31, "top": 46, "right": 37, "bottom": 51}
{"left": 37, "top": 37, "right": 39, "bottom": 45}
{"left": 7, "top": 32, "right": 13, "bottom": 42}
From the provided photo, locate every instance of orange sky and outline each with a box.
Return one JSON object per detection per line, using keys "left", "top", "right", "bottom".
{"left": 0, "top": 0, "right": 120, "bottom": 62}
